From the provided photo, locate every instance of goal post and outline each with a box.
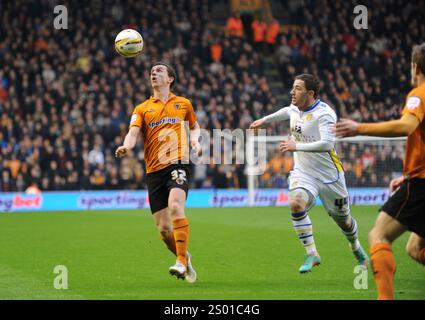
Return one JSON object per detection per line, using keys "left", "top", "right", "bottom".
{"left": 246, "top": 135, "right": 407, "bottom": 206}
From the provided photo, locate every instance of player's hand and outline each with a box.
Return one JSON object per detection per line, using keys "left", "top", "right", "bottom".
{"left": 335, "top": 118, "right": 359, "bottom": 137}
{"left": 280, "top": 140, "right": 296, "bottom": 152}
{"left": 115, "top": 146, "right": 128, "bottom": 158}
{"left": 389, "top": 176, "right": 404, "bottom": 193}
{"left": 190, "top": 140, "right": 202, "bottom": 157}
{"left": 249, "top": 119, "right": 266, "bottom": 130}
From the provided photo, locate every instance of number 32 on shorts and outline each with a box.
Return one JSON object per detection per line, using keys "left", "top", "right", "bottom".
{"left": 171, "top": 169, "right": 187, "bottom": 185}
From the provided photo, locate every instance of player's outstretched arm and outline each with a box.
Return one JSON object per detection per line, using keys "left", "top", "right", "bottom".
{"left": 249, "top": 106, "right": 291, "bottom": 129}
{"left": 281, "top": 139, "right": 334, "bottom": 153}
{"left": 335, "top": 113, "right": 420, "bottom": 138}
{"left": 115, "top": 126, "right": 140, "bottom": 158}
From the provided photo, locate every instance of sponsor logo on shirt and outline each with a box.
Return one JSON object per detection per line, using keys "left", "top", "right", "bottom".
{"left": 130, "top": 114, "right": 137, "bottom": 125}
{"left": 293, "top": 125, "right": 302, "bottom": 134}
{"left": 148, "top": 117, "right": 179, "bottom": 128}
{"left": 406, "top": 96, "right": 421, "bottom": 110}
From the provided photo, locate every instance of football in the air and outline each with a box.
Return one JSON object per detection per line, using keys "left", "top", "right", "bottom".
{"left": 114, "top": 29, "right": 144, "bottom": 58}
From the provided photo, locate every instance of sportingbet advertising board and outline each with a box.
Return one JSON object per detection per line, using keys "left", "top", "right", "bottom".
{"left": 0, "top": 188, "right": 390, "bottom": 212}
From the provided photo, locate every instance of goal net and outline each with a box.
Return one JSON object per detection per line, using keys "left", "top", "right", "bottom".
{"left": 246, "top": 134, "right": 406, "bottom": 206}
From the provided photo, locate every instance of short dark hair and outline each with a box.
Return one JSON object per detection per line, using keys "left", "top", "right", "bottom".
{"left": 152, "top": 61, "right": 177, "bottom": 89}
{"left": 295, "top": 74, "right": 320, "bottom": 98}
{"left": 412, "top": 43, "right": 425, "bottom": 75}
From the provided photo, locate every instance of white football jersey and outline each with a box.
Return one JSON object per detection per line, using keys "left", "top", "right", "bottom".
{"left": 279, "top": 99, "right": 344, "bottom": 183}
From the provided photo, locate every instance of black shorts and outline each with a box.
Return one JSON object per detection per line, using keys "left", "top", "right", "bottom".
{"left": 146, "top": 164, "right": 191, "bottom": 214}
{"left": 381, "top": 178, "right": 425, "bottom": 238}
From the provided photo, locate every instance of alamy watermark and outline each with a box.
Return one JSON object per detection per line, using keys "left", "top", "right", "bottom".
{"left": 53, "top": 5, "right": 68, "bottom": 30}
{"left": 353, "top": 5, "right": 368, "bottom": 30}
{"left": 53, "top": 4, "right": 369, "bottom": 31}
{"left": 53, "top": 265, "right": 68, "bottom": 289}
{"left": 353, "top": 265, "right": 368, "bottom": 290}
{"left": 151, "top": 124, "right": 268, "bottom": 175}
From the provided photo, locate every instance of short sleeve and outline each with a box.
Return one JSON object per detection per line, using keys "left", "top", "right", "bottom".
{"left": 185, "top": 100, "right": 197, "bottom": 129}
{"left": 402, "top": 95, "right": 425, "bottom": 123}
{"left": 129, "top": 105, "right": 143, "bottom": 128}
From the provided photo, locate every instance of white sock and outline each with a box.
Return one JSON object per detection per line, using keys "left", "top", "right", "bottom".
{"left": 291, "top": 211, "right": 318, "bottom": 256}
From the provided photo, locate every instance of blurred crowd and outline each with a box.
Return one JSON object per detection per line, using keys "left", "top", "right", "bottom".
{"left": 0, "top": 0, "right": 422, "bottom": 192}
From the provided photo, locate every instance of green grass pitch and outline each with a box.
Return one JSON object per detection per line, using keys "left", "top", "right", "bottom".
{"left": 0, "top": 206, "right": 424, "bottom": 300}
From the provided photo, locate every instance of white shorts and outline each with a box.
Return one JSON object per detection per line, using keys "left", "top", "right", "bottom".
{"left": 288, "top": 170, "right": 350, "bottom": 217}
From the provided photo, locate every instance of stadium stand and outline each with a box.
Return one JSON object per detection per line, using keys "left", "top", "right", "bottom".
{"left": 0, "top": 0, "right": 423, "bottom": 191}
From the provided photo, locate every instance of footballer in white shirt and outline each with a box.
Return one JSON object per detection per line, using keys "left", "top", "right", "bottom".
{"left": 250, "top": 74, "right": 369, "bottom": 273}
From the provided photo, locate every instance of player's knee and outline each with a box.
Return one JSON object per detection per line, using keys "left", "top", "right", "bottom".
{"left": 289, "top": 198, "right": 306, "bottom": 213}
{"left": 368, "top": 228, "right": 378, "bottom": 244}
{"left": 405, "top": 241, "right": 419, "bottom": 261}
{"left": 288, "top": 189, "right": 310, "bottom": 213}
{"left": 168, "top": 200, "right": 184, "bottom": 216}
{"left": 368, "top": 227, "right": 389, "bottom": 245}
